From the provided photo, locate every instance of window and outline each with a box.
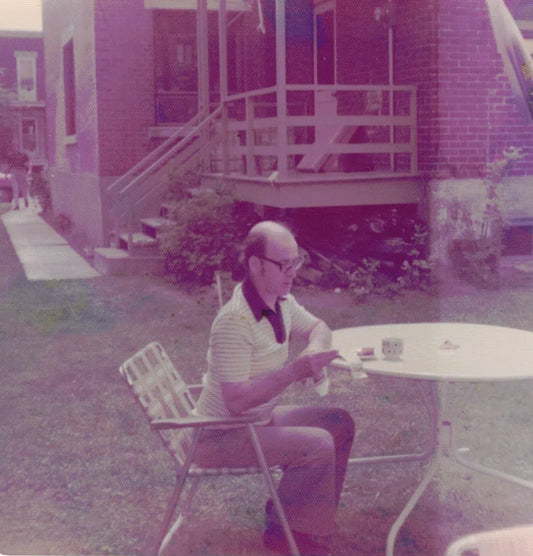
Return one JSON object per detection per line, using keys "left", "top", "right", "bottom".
{"left": 15, "top": 51, "right": 37, "bottom": 102}
{"left": 63, "top": 39, "right": 76, "bottom": 136}
{"left": 21, "top": 118, "right": 37, "bottom": 152}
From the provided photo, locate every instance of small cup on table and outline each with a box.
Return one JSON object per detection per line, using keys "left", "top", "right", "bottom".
{"left": 382, "top": 337, "right": 403, "bottom": 360}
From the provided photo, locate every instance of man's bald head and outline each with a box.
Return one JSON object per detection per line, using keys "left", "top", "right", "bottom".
{"left": 241, "top": 221, "right": 296, "bottom": 269}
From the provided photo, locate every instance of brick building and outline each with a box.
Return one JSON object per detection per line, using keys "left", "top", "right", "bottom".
{"left": 0, "top": 29, "right": 47, "bottom": 170}
{"left": 42, "top": 0, "right": 533, "bottom": 261}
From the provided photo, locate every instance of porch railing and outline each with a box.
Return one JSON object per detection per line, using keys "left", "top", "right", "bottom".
{"left": 104, "top": 83, "right": 417, "bottom": 250}
{"left": 219, "top": 84, "right": 417, "bottom": 179}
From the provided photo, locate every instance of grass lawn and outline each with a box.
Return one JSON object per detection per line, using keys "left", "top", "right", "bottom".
{"left": 2, "top": 207, "right": 533, "bottom": 555}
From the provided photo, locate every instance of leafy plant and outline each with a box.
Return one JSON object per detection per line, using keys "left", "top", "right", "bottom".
{"left": 159, "top": 187, "right": 258, "bottom": 285}
{"left": 345, "top": 212, "right": 432, "bottom": 299}
{"left": 434, "top": 146, "right": 525, "bottom": 288}
{"left": 396, "top": 249, "right": 433, "bottom": 290}
{"left": 449, "top": 238, "right": 500, "bottom": 289}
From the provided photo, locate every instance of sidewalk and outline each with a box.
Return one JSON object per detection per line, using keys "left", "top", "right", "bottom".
{"left": 1, "top": 206, "right": 100, "bottom": 280}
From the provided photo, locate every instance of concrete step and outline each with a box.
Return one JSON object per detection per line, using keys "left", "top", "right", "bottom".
{"left": 94, "top": 247, "right": 165, "bottom": 276}
{"left": 118, "top": 232, "right": 160, "bottom": 255}
{"left": 160, "top": 200, "right": 180, "bottom": 218}
{"left": 141, "top": 216, "right": 172, "bottom": 238}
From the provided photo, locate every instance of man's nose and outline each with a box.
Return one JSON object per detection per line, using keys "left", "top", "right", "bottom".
{"left": 285, "top": 265, "right": 298, "bottom": 278}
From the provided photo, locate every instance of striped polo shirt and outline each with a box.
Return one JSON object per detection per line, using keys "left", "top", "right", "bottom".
{"left": 196, "top": 279, "right": 319, "bottom": 423}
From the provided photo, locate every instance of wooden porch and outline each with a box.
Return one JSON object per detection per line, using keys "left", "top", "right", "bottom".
{"left": 206, "top": 82, "right": 421, "bottom": 208}
{"left": 226, "top": 172, "right": 422, "bottom": 208}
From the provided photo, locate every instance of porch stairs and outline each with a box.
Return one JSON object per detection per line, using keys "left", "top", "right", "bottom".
{"left": 94, "top": 107, "right": 223, "bottom": 276}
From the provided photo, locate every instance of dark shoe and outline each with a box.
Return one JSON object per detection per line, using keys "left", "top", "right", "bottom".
{"left": 263, "top": 522, "right": 331, "bottom": 556}
{"left": 265, "top": 498, "right": 275, "bottom": 521}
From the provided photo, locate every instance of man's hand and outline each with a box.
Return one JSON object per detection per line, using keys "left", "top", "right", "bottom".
{"left": 290, "top": 349, "right": 339, "bottom": 382}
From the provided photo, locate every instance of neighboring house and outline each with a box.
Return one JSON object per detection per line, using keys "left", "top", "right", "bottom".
{"left": 42, "top": 0, "right": 533, "bottom": 263}
{"left": 0, "top": 30, "right": 47, "bottom": 172}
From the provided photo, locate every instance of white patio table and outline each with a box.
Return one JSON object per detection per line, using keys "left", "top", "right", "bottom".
{"left": 332, "top": 322, "right": 533, "bottom": 556}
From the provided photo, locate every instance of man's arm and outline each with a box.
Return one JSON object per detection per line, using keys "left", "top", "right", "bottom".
{"left": 221, "top": 349, "right": 338, "bottom": 416}
{"left": 304, "top": 319, "right": 333, "bottom": 352}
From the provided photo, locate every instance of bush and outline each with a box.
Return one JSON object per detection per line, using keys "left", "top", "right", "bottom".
{"left": 159, "top": 188, "right": 258, "bottom": 285}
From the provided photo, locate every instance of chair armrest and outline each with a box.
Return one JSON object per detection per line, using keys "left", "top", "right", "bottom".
{"left": 151, "top": 414, "right": 259, "bottom": 430}
{"left": 187, "top": 384, "right": 203, "bottom": 397}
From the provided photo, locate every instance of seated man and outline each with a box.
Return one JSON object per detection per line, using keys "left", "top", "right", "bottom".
{"left": 194, "top": 221, "right": 355, "bottom": 555}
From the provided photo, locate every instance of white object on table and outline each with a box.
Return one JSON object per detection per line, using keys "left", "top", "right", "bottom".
{"left": 333, "top": 322, "right": 533, "bottom": 556}
{"left": 314, "top": 369, "right": 330, "bottom": 396}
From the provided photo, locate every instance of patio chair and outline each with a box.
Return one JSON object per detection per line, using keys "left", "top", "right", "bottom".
{"left": 119, "top": 341, "right": 299, "bottom": 556}
{"left": 445, "top": 524, "right": 533, "bottom": 555}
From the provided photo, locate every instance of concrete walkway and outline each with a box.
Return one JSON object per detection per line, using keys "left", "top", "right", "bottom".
{"left": 1, "top": 207, "right": 100, "bottom": 280}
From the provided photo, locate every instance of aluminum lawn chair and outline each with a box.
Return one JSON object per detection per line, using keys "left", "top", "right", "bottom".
{"left": 445, "top": 524, "right": 533, "bottom": 556}
{"left": 119, "top": 341, "right": 299, "bottom": 556}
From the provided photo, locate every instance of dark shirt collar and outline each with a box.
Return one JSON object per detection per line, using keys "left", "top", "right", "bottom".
{"left": 242, "top": 277, "right": 279, "bottom": 320}
{"left": 242, "top": 277, "right": 287, "bottom": 343}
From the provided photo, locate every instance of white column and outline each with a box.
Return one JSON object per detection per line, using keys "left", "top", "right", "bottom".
{"left": 218, "top": 0, "right": 228, "bottom": 100}
{"left": 219, "top": 0, "right": 229, "bottom": 173}
{"left": 197, "top": 0, "right": 209, "bottom": 117}
{"left": 388, "top": 0, "right": 394, "bottom": 171}
{"left": 275, "top": 0, "right": 288, "bottom": 178}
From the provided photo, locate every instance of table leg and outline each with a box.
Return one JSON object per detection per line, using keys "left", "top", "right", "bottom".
{"left": 449, "top": 418, "right": 533, "bottom": 490}
{"left": 385, "top": 382, "right": 448, "bottom": 556}
{"left": 386, "top": 454, "right": 441, "bottom": 556}
{"left": 387, "top": 381, "right": 533, "bottom": 555}
{"left": 349, "top": 379, "right": 439, "bottom": 466}
{"left": 442, "top": 382, "right": 533, "bottom": 490}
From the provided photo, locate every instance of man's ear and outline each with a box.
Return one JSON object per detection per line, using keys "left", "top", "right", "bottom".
{"left": 249, "top": 255, "right": 261, "bottom": 275}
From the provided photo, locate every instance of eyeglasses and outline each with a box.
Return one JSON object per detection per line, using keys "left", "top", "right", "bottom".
{"left": 258, "top": 255, "right": 305, "bottom": 273}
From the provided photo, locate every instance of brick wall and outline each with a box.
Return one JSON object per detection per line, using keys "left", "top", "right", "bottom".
{"left": 94, "top": 0, "right": 154, "bottom": 176}
{"left": 0, "top": 33, "right": 46, "bottom": 101}
{"left": 394, "top": 0, "right": 533, "bottom": 178}
{"left": 43, "top": 0, "right": 98, "bottom": 172}
{"left": 336, "top": 0, "right": 389, "bottom": 85}
{"left": 394, "top": 0, "right": 440, "bottom": 176}
{"left": 43, "top": 0, "right": 155, "bottom": 244}
{"left": 0, "top": 32, "right": 46, "bottom": 163}
{"left": 437, "top": 0, "right": 533, "bottom": 177}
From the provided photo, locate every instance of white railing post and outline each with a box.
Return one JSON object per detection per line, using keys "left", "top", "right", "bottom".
{"left": 246, "top": 95, "right": 256, "bottom": 176}
{"left": 389, "top": 86, "right": 395, "bottom": 171}
{"left": 410, "top": 86, "right": 418, "bottom": 174}
{"left": 127, "top": 208, "right": 134, "bottom": 254}
{"left": 197, "top": 0, "right": 209, "bottom": 119}
{"left": 219, "top": 0, "right": 229, "bottom": 175}
{"left": 275, "top": 0, "right": 288, "bottom": 178}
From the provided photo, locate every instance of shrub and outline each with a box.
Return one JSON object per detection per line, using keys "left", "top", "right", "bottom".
{"left": 159, "top": 188, "right": 258, "bottom": 285}
{"left": 308, "top": 210, "right": 433, "bottom": 299}
{"left": 434, "top": 146, "right": 525, "bottom": 288}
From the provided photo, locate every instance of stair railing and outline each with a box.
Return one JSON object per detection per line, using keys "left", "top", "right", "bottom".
{"left": 106, "top": 106, "right": 224, "bottom": 251}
